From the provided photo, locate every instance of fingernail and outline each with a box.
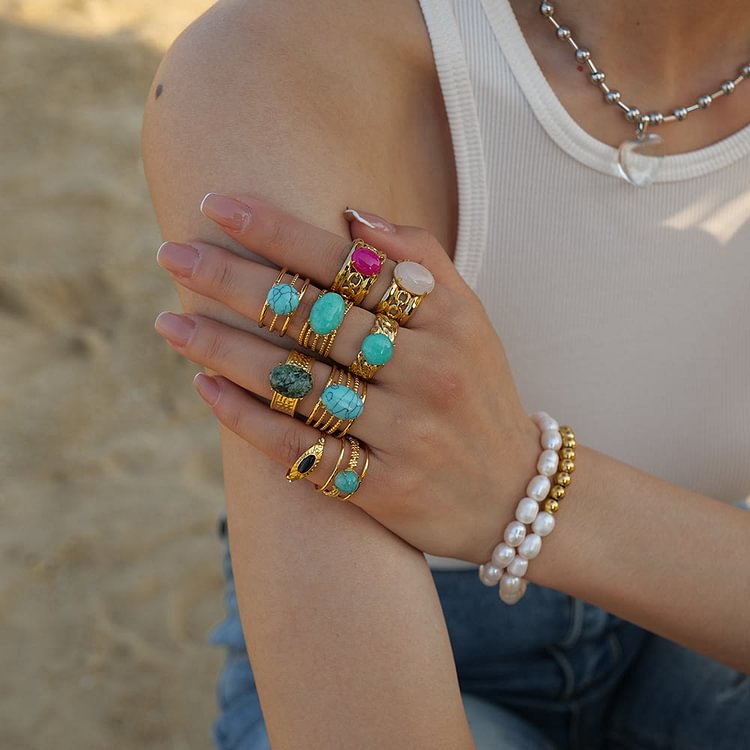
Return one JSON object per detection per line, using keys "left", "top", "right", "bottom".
{"left": 156, "top": 241, "right": 198, "bottom": 277}
{"left": 193, "top": 373, "right": 221, "bottom": 406}
{"left": 200, "top": 193, "right": 252, "bottom": 232}
{"left": 154, "top": 311, "right": 196, "bottom": 346}
{"left": 343, "top": 208, "right": 395, "bottom": 232}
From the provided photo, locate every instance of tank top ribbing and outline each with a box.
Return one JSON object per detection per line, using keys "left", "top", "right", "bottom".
{"left": 418, "top": 0, "right": 750, "bottom": 570}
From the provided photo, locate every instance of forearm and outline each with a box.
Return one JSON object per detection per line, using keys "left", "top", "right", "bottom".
{"left": 526, "top": 437, "right": 750, "bottom": 672}
{"left": 222, "top": 432, "right": 474, "bottom": 748}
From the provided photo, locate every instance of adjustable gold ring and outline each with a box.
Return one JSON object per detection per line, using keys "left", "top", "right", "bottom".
{"left": 330, "top": 239, "right": 387, "bottom": 305}
{"left": 269, "top": 350, "right": 315, "bottom": 417}
{"left": 259, "top": 267, "right": 311, "bottom": 336}
{"left": 306, "top": 366, "right": 367, "bottom": 438}
{"left": 349, "top": 313, "right": 399, "bottom": 380}
{"left": 375, "top": 260, "right": 435, "bottom": 325}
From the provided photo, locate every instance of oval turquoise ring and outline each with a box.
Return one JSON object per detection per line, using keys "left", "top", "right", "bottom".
{"left": 258, "top": 267, "right": 310, "bottom": 337}
{"left": 350, "top": 313, "right": 399, "bottom": 380}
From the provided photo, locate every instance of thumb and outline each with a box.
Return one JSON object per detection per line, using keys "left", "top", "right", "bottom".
{"left": 343, "top": 207, "right": 466, "bottom": 293}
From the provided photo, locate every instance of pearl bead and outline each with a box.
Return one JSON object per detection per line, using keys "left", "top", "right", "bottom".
{"left": 532, "top": 511, "right": 556, "bottom": 537}
{"left": 526, "top": 474, "right": 551, "bottom": 502}
{"left": 507, "top": 555, "right": 529, "bottom": 577}
{"left": 540, "top": 429, "right": 562, "bottom": 451}
{"left": 518, "top": 533, "right": 542, "bottom": 560}
{"left": 479, "top": 563, "right": 502, "bottom": 586}
{"left": 515, "top": 497, "right": 540, "bottom": 525}
{"left": 491, "top": 543, "right": 516, "bottom": 568}
{"left": 530, "top": 411, "right": 551, "bottom": 428}
{"left": 538, "top": 415, "right": 559, "bottom": 433}
{"left": 499, "top": 578, "right": 527, "bottom": 605}
{"left": 537, "top": 449, "right": 559, "bottom": 477}
{"left": 500, "top": 573, "right": 522, "bottom": 596}
{"left": 504, "top": 521, "right": 527, "bottom": 547}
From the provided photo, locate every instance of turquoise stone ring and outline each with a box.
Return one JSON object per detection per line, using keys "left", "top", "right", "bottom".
{"left": 321, "top": 384, "right": 364, "bottom": 420}
{"left": 267, "top": 283, "right": 299, "bottom": 315}
{"left": 309, "top": 292, "right": 346, "bottom": 335}
{"left": 334, "top": 470, "right": 360, "bottom": 495}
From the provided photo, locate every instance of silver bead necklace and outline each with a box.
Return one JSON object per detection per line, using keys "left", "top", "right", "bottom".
{"left": 538, "top": 1, "right": 750, "bottom": 186}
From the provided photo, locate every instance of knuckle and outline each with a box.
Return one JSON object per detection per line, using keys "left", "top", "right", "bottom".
{"left": 202, "top": 328, "right": 230, "bottom": 364}
{"left": 209, "top": 257, "right": 237, "bottom": 298}
{"left": 278, "top": 422, "right": 306, "bottom": 464}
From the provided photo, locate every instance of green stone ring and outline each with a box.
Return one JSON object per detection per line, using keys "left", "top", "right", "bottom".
{"left": 350, "top": 313, "right": 399, "bottom": 380}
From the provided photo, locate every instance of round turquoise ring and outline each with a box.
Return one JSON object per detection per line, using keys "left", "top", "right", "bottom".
{"left": 350, "top": 313, "right": 399, "bottom": 380}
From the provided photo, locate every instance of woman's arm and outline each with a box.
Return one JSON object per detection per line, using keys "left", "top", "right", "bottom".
{"left": 529, "top": 442, "right": 750, "bottom": 672}
{"left": 142, "top": 2, "right": 474, "bottom": 747}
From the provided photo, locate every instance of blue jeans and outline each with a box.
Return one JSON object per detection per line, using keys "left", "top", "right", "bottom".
{"left": 209, "top": 514, "right": 750, "bottom": 750}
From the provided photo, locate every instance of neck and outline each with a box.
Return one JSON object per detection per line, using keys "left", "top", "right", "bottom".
{"left": 519, "top": 2, "right": 750, "bottom": 102}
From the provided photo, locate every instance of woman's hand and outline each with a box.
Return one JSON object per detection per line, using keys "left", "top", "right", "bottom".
{"left": 154, "top": 193, "right": 540, "bottom": 564}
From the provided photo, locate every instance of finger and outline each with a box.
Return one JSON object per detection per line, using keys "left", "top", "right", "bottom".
{"left": 193, "top": 373, "right": 384, "bottom": 505}
{"left": 197, "top": 193, "right": 451, "bottom": 324}
{"left": 343, "top": 207, "right": 469, "bottom": 295}
{"left": 157, "top": 240, "right": 413, "bottom": 384}
{"left": 154, "top": 311, "right": 395, "bottom": 443}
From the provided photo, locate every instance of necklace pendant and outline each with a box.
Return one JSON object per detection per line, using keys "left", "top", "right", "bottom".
{"left": 616, "top": 131, "right": 663, "bottom": 187}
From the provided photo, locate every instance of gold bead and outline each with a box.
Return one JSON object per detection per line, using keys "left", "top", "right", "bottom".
{"left": 559, "top": 425, "right": 573, "bottom": 435}
{"left": 562, "top": 435, "right": 576, "bottom": 449}
{"left": 561, "top": 447, "right": 576, "bottom": 461}
{"left": 556, "top": 471, "right": 571, "bottom": 487}
{"left": 543, "top": 498, "right": 560, "bottom": 514}
{"left": 561, "top": 458, "right": 575, "bottom": 474}
{"left": 550, "top": 484, "right": 566, "bottom": 500}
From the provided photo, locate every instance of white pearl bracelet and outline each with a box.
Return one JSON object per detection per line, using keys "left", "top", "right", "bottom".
{"left": 479, "top": 411, "right": 563, "bottom": 605}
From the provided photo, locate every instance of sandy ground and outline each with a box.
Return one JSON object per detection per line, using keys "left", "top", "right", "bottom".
{"left": 0, "top": 2, "right": 232, "bottom": 748}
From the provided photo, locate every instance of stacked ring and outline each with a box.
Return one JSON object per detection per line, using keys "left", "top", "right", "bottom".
{"left": 331, "top": 239, "right": 387, "bottom": 305}
{"left": 298, "top": 290, "right": 353, "bottom": 357}
{"left": 259, "top": 268, "right": 311, "bottom": 336}
{"left": 306, "top": 366, "right": 367, "bottom": 438}
{"left": 286, "top": 435, "right": 326, "bottom": 482}
{"left": 318, "top": 436, "right": 370, "bottom": 500}
{"left": 375, "top": 260, "right": 435, "bottom": 325}
{"left": 269, "top": 350, "right": 315, "bottom": 417}
{"left": 349, "top": 313, "right": 399, "bottom": 380}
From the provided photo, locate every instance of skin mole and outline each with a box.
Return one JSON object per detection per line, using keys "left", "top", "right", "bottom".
{"left": 155, "top": 83, "right": 164, "bottom": 99}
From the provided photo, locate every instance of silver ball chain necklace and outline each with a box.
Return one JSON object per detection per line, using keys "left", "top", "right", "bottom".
{"left": 538, "top": 2, "right": 750, "bottom": 186}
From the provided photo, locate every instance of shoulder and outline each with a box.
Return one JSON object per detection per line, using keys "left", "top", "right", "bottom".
{"left": 142, "top": 0, "right": 439, "bottom": 231}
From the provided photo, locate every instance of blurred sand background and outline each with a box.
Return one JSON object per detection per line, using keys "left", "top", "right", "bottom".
{"left": 0, "top": 1, "right": 228, "bottom": 747}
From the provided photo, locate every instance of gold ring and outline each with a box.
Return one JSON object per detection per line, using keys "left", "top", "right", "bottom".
{"left": 306, "top": 366, "right": 367, "bottom": 438}
{"left": 349, "top": 313, "right": 399, "bottom": 380}
{"left": 331, "top": 239, "right": 387, "bottom": 305}
{"left": 286, "top": 435, "right": 326, "bottom": 482}
{"left": 375, "top": 260, "right": 435, "bottom": 325}
{"left": 259, "top": 267, "right": 311, "bottom": 337}
{"left": 318, "top": 436, "right": 370, "bottom": 500}
{"left": 269, "top": 350, "right": 315, "bottom": 417}
{"left": 297, "top": 290, "right": 353, "bottom": 357}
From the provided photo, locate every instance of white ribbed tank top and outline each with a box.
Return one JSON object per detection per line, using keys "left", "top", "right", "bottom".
{"left": 419, "top": 0, "right": 750, "bottom": 570}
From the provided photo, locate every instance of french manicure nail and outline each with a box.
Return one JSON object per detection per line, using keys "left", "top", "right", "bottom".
{"left": 157, "top": 242, "right": 198, "bottom": 277}
{"left": 200, "top": 193, "right": 252, "bottom": 232}
{"left": 343, "top": 208, "right": 395, "bottom": 232}
{"left": 193, "top": 373, "right": 221, "bottom": 406}
{"left": 154, "top": 312, "right": 196, "bottom": 346}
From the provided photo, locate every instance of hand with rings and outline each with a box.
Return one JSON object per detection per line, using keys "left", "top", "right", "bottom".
{"left": 154, "top": 193, "right": 539, "bottom": 564}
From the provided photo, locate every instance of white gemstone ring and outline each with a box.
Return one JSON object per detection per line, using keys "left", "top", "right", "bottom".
{"left": 374, "top": 260, "right": 435, "bottom": 325}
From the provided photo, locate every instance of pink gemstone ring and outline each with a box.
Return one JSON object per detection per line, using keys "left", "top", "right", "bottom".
{"left": 330, "top": 239, "right": 387, "bottom": 305}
